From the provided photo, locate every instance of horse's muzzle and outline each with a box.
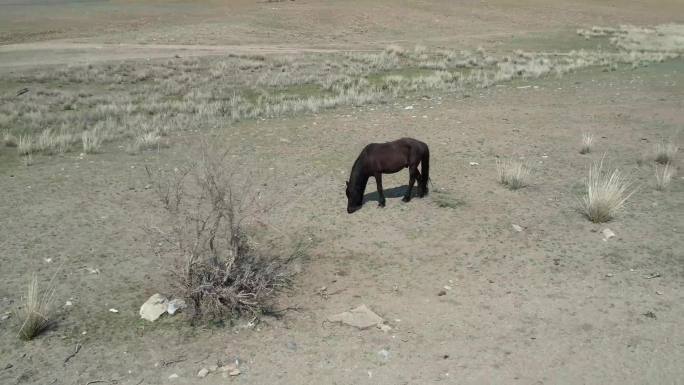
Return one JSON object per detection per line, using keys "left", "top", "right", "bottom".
{"left": 347, "top": 205, "right": 361, "bottom": 214}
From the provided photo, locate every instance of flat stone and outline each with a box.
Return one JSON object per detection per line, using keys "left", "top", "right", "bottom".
{"left": 328, "top": 304, "right": 384, "bottom": 329}
{"left": 140, "top": 293, "right": 169, "bottom": 322}
{"left": 229, "top": 369, "right": 241, "bottom": 376}
{"left": 601, "top": 228, "right": 616, "bottom": 240}
{"left": 197, "top": 368, "right": 209, "bottom": 378}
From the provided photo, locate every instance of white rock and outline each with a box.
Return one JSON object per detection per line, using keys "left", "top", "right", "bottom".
{"left": 469, "top": 162, "right": 479, "bottom": 166}
{"left": 218, "top": 363, "right": 238, "bottom": 372}
{"left": 109, "top": 308, "right": 119, "bottom": 313}
{"left": 404, "top": 105, "right": 414, "bottom": 110}
{"left": 197, "top": 368, "right": 209, "bottom": 378}
{"left": 65, "top": 301, "right": 73, "bottom": 306}
{"left": 512, "top": 224, "right": 524, "bottom": 232}
{"left": 378, "top": 324, "right": 392, "bottom": 332}
{"left": 167, "top": 298, "right": 187, "bottom": 315}
{"left": 601, "top": 228, "right": 616, "bottom": 240}
{"left": 168, "top": 373, "right": 179, "bottom": 380}
{"left": 377, "top": 349, "right": 390, "bottom": 361}
{"left": 140, "top": 293, "right": 169, "bottom": 322}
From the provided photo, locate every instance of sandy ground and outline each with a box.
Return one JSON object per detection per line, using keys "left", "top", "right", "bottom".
{"left": 1, "top": 1, "right": 684, "bottom": 385}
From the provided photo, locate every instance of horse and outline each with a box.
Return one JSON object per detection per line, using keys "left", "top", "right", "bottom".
{"left": 345, "top": 137, "right": 430, "bottom": 213}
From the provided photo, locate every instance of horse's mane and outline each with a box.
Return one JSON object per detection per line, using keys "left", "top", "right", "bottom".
{"left": 349, "top": 147, "right": 369, "bottom": 195}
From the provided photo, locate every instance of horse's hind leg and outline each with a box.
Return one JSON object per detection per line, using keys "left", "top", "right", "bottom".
{"left": 375, "top": 173, "right": 386, "bottom": 207}
{"left": 403, "top": 166, "right": 419, "bottom": 202}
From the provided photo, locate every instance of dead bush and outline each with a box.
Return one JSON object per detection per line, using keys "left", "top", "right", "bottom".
{"left": 147, "top": 145, "right": 298, "bottom": 321}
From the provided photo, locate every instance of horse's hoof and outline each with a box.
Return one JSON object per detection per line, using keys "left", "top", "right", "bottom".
{"left": 402, "top": 196, "right": 411, "bottom": 202}
{"left": 378, "top": 201, "right": 386, "bottom": 208}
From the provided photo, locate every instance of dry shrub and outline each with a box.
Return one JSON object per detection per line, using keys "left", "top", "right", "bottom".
{"left": 655, "top": 163, "right": 675, "bottom": 191}
{"left": 654, "top": 141, "right": 678, "bottom": 164}
{"left": 147, "top": 144, "right": 298, "bottom": 321}
{"left": 17, "top": 273, "right": 56, "bottom": 340}
{"left": 580, "top": 158, "right": 634, "bottom": 223}
{"left": 496, "top": 159, "right": 531, "bottom": 189}
{"left": 580, "top": 132, "right": 594, "bottom": 154}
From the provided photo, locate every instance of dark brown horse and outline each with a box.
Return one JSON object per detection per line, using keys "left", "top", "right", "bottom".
{"left": 345, "top": 137, "right": 430, "bottom": 213}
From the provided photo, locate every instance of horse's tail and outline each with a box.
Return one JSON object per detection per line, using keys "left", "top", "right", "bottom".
{"left": 421, "top": 145, "right": 430, "bottom": 194}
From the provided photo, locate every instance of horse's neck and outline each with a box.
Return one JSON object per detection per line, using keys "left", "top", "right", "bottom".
{"left": 351, "top": 163, "right": 369, "bottom": 191}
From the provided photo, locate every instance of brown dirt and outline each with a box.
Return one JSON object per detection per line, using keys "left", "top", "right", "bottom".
{"left": 1, "top": 1, "right": 683, "bottom": 384}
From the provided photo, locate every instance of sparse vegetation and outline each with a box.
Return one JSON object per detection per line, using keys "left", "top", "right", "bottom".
{"left": 0, "top": 24, "right": 681, "bottom": 157}
{"left": 17, "top": 273, "right": 56, "bottom": 340}
{"left": 580, "top": 132, "right": 594, "bottom": 154}
{"left": 496, "top": 159, "right": 531, "bottom": 190}
{"left": 580, "top": 158, "right": 634, "bottom": 223}
{"left": 654, "top": 140, "right": 678, "bottom": 164}
{"left": 147, "top": 144, "right": 299, "bottom": 321}
{"left": 655, "top": 163, "right": 675, "bottom": 191}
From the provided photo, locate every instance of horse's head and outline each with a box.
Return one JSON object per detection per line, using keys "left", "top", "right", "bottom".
{"left": 345, "top": 181, "right": 362, "bottom": 213}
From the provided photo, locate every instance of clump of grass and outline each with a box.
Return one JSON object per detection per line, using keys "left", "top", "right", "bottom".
{"left": 3, "top": 131, "right": 17, "bottom": 147}
{"left": 17, "top": 135, "right": 33, "bottom": 165}
{"left": 37, "top": 130, "right": 56, "bottom": 155}
{"left": 81, "top": 130, "right": 101, "bottom": 153}
{"left": 432, "top": 191, "right": 465, "bottom": 209}
{"left": 496, "top": 159, "right": 531, "bottom": 189}
{"left": 138, "top": 132, "right": 161, "bottom": 149}
{"left": 126, "top": 132, "right": 162, "bottom": 155}
{"left": 580, "top": 132, "right": 594, "bottom": 154}
{"left": 17, "top": 135, "right": 32, "bottom": 155}
{"left": 17, "top": 273, "right": 56, "bottom": 340}
{"left": 654, "top": 141, "right": 678, "bottom": 164}
{"left": 655, "top": 163, "right": 675, "bottom": 191}
{"left": 580, "top": 158, "right": 634, "bottom": 223}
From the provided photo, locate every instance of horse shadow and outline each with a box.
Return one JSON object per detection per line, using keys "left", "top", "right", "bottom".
{"left": 363, "top": 185, "right": 418, "bottom": 203}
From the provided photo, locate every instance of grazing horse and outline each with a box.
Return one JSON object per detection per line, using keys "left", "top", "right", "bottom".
{"left": 345, "top": 137, "right": 430, "bottom": 213}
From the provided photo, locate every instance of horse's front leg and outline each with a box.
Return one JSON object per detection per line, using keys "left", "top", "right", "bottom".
{"left": 403, "top": 166, "right": 418, "bottom": 202}
{"left": 375, "top": 173, "right": 386, "bottom": 207}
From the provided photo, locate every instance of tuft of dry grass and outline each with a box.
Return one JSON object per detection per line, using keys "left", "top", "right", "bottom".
{"left": 3, "top": 131, "right": 17, "bottom": 147}
{"left": 496, "top": 159, "right": 531, "bottom": 189}
{"left": 654, "top": 163, "right": 675, "bottom": 191}
{"left": 17, "top": 273, "right": 56, "bottom": 340}
{"left": 580, "top": 158, "right": 634, "bottom": 223}
{"left": 37, "top": 129, "right": 56, "bottom": 155}
{"left": 654, "top": 141, "right": 678, "bottom": 164}
{"left": 81, "top": 130, "right": 101, "bottom": 154}
{"left": 580, "top": 132, "right": 594, "bottom": 154}
{"left": 127, "top": 132, "right": 161, "bottom": 154}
